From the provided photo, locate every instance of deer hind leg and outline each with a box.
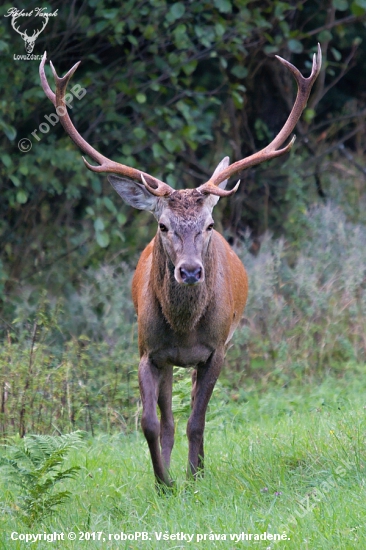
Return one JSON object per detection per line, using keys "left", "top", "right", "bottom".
{"left": 187, "top": 349, "right": 224, "bottom": 479}
{"left": 158, "top": 365, "right": 174, "bottom": 470}
{"left": 138, "top": 356, "right": 172, "bottom": 486}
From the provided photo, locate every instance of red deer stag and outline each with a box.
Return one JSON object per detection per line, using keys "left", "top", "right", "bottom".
{"left": 40, "top": 46, "right": 321, "bottom": 487}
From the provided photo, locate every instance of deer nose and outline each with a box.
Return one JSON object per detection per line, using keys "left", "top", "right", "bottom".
{"left": 179, "top": 266, "right": 203, "bottom": 285}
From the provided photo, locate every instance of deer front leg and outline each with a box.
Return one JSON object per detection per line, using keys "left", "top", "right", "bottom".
{"left": 139, "top": 355, "right": 172, "bottom": 487}
{"left": 187, "top": 349, "right": 224, "bottom": 478}
{"left": 158, "top": 365, "right": 174, "bottom": 470}
{"left": 191, "top": 368, "right": 204, "bottom": 470}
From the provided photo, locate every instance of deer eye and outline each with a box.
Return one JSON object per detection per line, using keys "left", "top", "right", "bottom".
{"left": 159, "top": 223, "right": 168, "bottom": 232}
{"left": 206, "top": 223, "right": 214, "bottom": 231}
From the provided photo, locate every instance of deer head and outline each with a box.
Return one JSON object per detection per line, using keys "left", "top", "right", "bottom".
{"left": 108, "top": 156, "right": 234, "bottom": 285}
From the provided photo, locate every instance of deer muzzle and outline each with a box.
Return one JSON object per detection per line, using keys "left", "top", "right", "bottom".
{"left": 175, "top": 262, "right": 204, "bottom": 285}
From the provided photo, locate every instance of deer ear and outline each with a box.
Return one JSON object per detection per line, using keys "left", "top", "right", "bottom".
{"left": 205, "top": 156, "right": 230, "bottom": 210}
{"left": 108, "top": 175, "right": 160, "bottom": 215}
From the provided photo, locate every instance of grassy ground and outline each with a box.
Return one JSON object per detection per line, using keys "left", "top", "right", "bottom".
{"left": 1, "top": 365, "right": 365, "bottom": 549}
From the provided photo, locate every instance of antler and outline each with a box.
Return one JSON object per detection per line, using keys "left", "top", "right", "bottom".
{"left": 198, "top": 44, "right": 322, "bottom": 194}
{"left": 32, "top": 16, "right": 48, "bottom": 39}
{"left": 11, "top": 18, "right": 26, "bottom": 39}
{"left": 39, "top": 52, "right": 174, "bottom": 197}
{"left": 12, "top": 15, "right": 48, "bottom": 40}
{"left": 39, "top": 46, "right": 321, "bottom": 200}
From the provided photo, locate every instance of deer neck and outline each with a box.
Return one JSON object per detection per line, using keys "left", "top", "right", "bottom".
{"left": 151, "top": 234, "right": 215, "bottom": 334}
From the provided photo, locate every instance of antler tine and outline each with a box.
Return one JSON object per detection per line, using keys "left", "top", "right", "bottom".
{"left": 39, "top": 51, "right": 56, "bottom": 104}
{"left": 39, "top": 53, "right": 173, "bottom": 197}
{"left": 140, "top": 174, "right": 175, "bottom": 197}
{"left": 270, "top": 42, "right": 321, "bottom": 152}
{"left": 202, "top": 44, "right": 322, "bottom": 190}
{"left": 198, "top": 180, "right": 241, "bottom": 197}
{"left": 12, "top": 19, "right": 26, "bottom": 38}
{"left": 35, "top": 17, "right": 48, "bottom": 36}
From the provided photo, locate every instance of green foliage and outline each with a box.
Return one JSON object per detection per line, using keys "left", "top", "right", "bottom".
{"left": 0, "top": 432, "right": 84, "bottom": 526}
{"left": 0, "top": 275, "right": 139, "bottom": 436}
{"left": 1, "top": 0, "right": 366, "bottom": 297}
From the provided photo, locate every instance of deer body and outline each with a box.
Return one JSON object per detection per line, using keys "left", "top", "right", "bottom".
{"left": 39, "top": 45, "right": 321, "bottom": 487}
{"left": 126, "top": 186, "right": 248, "bottom": 485}
{"left": 133, "top": 230, "right": 247, "bottom": 366}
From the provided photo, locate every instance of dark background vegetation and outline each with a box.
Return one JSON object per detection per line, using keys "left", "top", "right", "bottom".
{"left": 1, "top": 0, "right": 366, "bottom": 436}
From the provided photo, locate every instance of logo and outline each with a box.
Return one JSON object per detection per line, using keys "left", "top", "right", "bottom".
{"left": 5, "top": 7, "right": 58, "bottom": 58}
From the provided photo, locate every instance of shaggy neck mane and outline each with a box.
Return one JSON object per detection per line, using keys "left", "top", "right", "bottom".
{"left": 152, "top": 236, "right": 215, "bottom": 333}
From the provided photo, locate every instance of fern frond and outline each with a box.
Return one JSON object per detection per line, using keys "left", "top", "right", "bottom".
{"left": 0, "top": 431, "right": 84, "bottom": 526}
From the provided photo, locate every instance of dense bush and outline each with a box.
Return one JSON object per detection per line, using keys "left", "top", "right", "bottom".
{"left": 232, "top": 203, "right": 366, "bottom": 382}
{"left": 1, "top": 0, "right": 366, "bottom": 298}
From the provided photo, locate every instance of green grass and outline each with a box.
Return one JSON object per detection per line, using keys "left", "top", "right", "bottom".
{"left": 1, "top": 365, "right": 365, "bottom": 549}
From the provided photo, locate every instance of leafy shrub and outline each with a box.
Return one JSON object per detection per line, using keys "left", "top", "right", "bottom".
{"left": 230, "top": 202, "right": 366, "bottom": 382}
